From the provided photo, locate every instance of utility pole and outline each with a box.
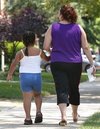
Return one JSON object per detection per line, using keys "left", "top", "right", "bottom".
{"left": 0, "top": 0, "right": 5, "bottom": 71}
{"left": 1, "top": 50, "right": 5, "bottom": 72}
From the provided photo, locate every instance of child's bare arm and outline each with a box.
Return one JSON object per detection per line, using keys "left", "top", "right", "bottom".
{"left": 7, "top": 52, "right": 21, "bottom": 81}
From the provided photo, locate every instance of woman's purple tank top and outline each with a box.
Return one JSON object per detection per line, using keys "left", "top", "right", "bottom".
{"left": 51, "top": 22, "right": 82, "bottom": 63}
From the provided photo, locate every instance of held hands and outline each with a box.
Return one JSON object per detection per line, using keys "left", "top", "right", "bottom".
{"left": 7, "top": 74, "right": 13, "bottom": 81}
{"left": 41, "top": 50, "right": 50, "bottom": 61}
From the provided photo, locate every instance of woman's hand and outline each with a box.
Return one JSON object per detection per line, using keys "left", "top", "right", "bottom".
{"left": 91, "top": 65, "right": 96, "bottom": 76}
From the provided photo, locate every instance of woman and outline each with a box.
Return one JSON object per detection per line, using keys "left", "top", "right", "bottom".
{"left": 7, "top": 31, "right": 50, "bottom": 125}
{"left": 43, "top": 4, "right": 96, "bottom": 126}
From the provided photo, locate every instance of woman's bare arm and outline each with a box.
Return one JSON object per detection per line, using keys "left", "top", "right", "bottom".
{"left": 79, "top": 25, "right": 96, "bottom": 75}
{"left": 43, "top": 25, "right": 52, "bottom": 51}
{"left": 79, "top": 25, "right": 94, "bottom": 66}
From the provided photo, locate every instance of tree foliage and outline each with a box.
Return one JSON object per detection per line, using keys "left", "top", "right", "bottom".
{"left": 0, "top": 3, "right": 48, "bottom": 42}
{"left": 44, "top": 0, "right": 100, "bottom": 18}
{"left": 1, "top": 0, "right": 100, "bottom": 46}
{"left": 0, "top": 12, "right": 11, "bottom": 52}
{"left": 8, "top": 7, "right": 48, "bottom": 42}
{"left": 0, "top": 2, "right": 48, "bottom": 63}
{"left": 44, "top": 0, "right": 100, "bottom": 46}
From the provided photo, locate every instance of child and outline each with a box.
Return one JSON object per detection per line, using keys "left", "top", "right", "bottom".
{"left": 7, "top": 31, "right": 50, "bottom": 125}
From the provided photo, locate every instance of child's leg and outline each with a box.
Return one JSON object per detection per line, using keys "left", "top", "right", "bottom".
{"left": 33, "top": 91, "right": 42, "bottom": 113}
{"left": 33, "top": 91, "right": 43, "bottom": 123}
{"left": 22, "top": 91, "right": 33, "bottom": 120}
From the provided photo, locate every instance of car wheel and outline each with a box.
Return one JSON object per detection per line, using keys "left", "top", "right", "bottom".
{"left": 85, "top": 64, "right": 90, "bottom": 72}
{"left": 45, "top": 64, "right": 51, "bottom": 72}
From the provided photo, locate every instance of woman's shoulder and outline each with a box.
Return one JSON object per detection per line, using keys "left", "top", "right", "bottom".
{"left": 72, "top": 23, "right": 83, "bottom": 32}
{"left": 77, "top": 24, "right": 85, "bottom": 32}
{"left": 76, "top": 24, "right": 83, "bottom": 29}
{"left": 51, "top": 22, "right": 61, "bottom": 30}
{"left": 51, "top": 22, "right": 59, "bottom": 26}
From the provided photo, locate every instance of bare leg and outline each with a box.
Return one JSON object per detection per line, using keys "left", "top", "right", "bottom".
{"left": 58, "top": 103, "right": 67, "bottom": 121}
{"left": 23, "top": 92, "right": 33, "bottom": 120}
{"left": 33, "top": 92, "right": 42, "bottom": 113}
{"left": 71, "top": 105, "right": 78, "bottom": 122}
{"left": 34, "top": 92, "right": 43, "bottom": 123}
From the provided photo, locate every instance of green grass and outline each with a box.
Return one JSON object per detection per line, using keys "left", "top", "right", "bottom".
{"left": 0, "top": 71, "right": 54, "bottom": 81}
{"left": 80, "top": 112, "right": 100, "bottom": 129}
{"left": 81, "top": 71, "right": 100, "bottom": 82}
{"left": 0, "top": 71, "right": 19, "bottom": 81}
{"left": 0, "top": 81, "right": 55, "bottom": 100}
{"left": 42, "top": 72, "right": 54, "bottom": 82}
{"left": 81, "top": 73, "right": 88, "bottom": 82}
{"left": 42, "top": 82, "right": 55, "bottom": 96}
{"left": 0, "top": 71, "right": 99, "bottom": 100}
{"left": 0, "top": 72, "right": 55, "bottom": 99}
{"left": 0, "top": 71, "right": 100, "bottom": 81}
{"left": 0, "top": 82, "right": 22, "bottom": 99}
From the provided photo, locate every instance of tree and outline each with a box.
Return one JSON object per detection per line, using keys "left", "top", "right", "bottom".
{"left": 44, "top": 0, "right": 100, "bottom": 46}
{"left": 8, "top": 7, "right": 48, "bottom": 42}
{"left": 0, "top": 3, "right": 48, "bottom": 63}
{"left": 5, "top": 0, "right": 49, "bottom": 44}
{"left": 0, "top": 11, "right": 11, "bottom": 52}
{"left": 4, "top": 0, "right": 100, "bottom": 47}
{"left": 44, "top": 0, "right": 100, "bottom": 18}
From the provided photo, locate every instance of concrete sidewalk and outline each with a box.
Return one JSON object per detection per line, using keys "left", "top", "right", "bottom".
{"left": 0, "top": 78, "right": 100, "bottom": 129}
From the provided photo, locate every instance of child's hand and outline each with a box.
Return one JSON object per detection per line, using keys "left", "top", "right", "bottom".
{"left": 7, "top": 74, "right": 12, "bottom": 81}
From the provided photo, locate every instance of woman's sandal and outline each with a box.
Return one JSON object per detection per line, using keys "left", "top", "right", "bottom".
{"left": 34, "top": 112, "right": 43, "bottom": 123}
{"left": 24, "top": 119, "right": 33, "bottom": 125}
{"left": 59, "top": 120, "right": 67, "bottom": 126}
{"left": 73, "top": 118, "right": 78, "bottom": 122}
{"left": 72, "top": 113, "right": 80, "bottom": 122}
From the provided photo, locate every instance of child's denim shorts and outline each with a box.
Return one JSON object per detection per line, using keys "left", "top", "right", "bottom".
{"left": 19, "top": 73, "right": 42, "bottom": 92}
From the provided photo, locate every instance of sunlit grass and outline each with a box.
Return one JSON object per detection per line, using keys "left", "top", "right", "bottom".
{"left": 0, "top": 71, "right": 99, "bottom": 100}
{"left": 80, "top": 112, "right": 100, "bottom": 129}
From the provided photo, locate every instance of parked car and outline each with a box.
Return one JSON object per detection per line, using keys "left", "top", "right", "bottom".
{"left": 40, "top": 60, "right": 51, "bottom": 72}
{"left": 95, "top": 53, "right": 100, "bottom": 62}
{"left": 41, "top": 57, "right": 100, "bottom": 73}
{"left": 82, "top": 54, "right": 100, "bottom": 71}
{"left": 82, "top": 59, "right": 100, "bottom": 72}
{"left": 41, "top": 49, "right": 100, "bottom": 72}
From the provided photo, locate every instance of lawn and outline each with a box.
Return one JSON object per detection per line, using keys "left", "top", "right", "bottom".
{"left": 0, "top": 72, "right": 55, "bottom": 99}
{"left": 80, "top": 112, "right": 100, "bottom": 129}
{"left": 0, "top": 81, "right": 55, "bottom": 99}
{"left": 0, "top": 71, "right": 99, "bottom": 100}
{"left": 0, "top": 71, "right": 100, "bottom": 128}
